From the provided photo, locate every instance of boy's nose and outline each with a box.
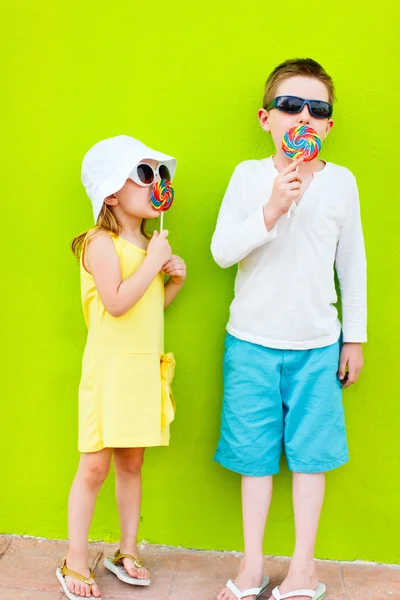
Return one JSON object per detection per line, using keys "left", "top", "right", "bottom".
{"left": 297, "top": 105, "right": 311, "bottom": 125}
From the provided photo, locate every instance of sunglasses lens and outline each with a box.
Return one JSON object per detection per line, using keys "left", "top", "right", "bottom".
{"left": 277, "top": 96, "right": 303, "bottom": 113}
{"left": 159, "top": 164, "right": 171, "bottom": 181}
{"left": 137, "top": 163, "right": 154, "bottom": 185}
{"left": 310, "top": 101, "right": 332, "bottom": 118}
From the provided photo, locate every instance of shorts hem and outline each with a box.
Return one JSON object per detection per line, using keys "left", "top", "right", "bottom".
{"left": 287, "top": 453, "right": 349, "bottom": 473}
{"left": 214, "top": 453, "right": 279, "bottom": 476}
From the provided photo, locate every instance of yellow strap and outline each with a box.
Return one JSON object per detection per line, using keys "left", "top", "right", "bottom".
{"left": 60, "top": 559, "right": 95, "bottom": 588}
{"left": 113, "top": 550, "right": 144, "bottom": 569}
{"left": 160, "top": 353, "right": 176, "bottom": 429}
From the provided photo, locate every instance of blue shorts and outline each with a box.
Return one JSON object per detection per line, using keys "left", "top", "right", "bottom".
{"left": 214, "top": 334, "right": 348, "bottom": 476}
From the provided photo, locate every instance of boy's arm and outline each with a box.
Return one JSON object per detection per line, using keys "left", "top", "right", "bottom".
{"left": 211, "top": 159, "right": 303, "bottom": 268}
{"left": 335, "top": 176, "right": 367, "bottom": 387}
{"left": 338, "top": 343, "right": 364, "bottom": 388}
{"left": 211, "top": 165, "right": 278, "bottom": 268}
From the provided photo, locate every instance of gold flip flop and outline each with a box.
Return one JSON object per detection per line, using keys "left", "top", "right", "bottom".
{"left": 104, "top": 549, "right": 151, "bottom": 586}
{"left": 56, "top": 558, "right": 102, "bottom": 600}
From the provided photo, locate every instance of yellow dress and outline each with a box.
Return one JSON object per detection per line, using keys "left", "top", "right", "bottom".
{"left": 78, "top": 235, "right": 175, "bottom": 453}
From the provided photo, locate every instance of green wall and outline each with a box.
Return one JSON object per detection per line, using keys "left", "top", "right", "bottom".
{"left": 1, "top": 0, "right": 399, "bottom": 564}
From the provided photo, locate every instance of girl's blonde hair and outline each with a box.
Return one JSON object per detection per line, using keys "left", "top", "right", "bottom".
{"left": 71, "top": 202, "right": 149, "bottom": 260}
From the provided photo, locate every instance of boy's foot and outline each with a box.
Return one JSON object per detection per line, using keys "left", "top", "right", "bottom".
{"left": 119, "top": 544, "right": 150, "bottom": 581}
{"left": 218, "top": 562, "right": 264, "bottom": 600}
{"left": 267, "top": 564, "right": 319, "bottom": 600}
{"left": 62, "top": 559, "right": 102, "bottom": 598}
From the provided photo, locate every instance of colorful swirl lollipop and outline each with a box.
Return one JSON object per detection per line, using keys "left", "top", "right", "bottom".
{"left": 151, "top": 179, "right": 174, "bottom": 230}
{"left": 282, "top": 125, "right": 321, "bottom": 162}
{"left": 282, "top": 126, "right": 322, "bottom": 219}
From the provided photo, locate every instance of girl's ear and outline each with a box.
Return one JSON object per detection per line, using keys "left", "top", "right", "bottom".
{"left": 258, "top": 108, "right": 271, "bottom": 132}
{"left": 104, "top": 194, "right": 118, "bottom": 207}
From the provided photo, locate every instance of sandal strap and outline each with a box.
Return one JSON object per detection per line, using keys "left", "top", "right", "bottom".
{"left": 226, "top": 580, "right": 241, "bottom": 598}
{"left": 241, "top": 588, "right": 263, "bottom": 598}
{"left": 272, "top": 586, "right": 316, "bottom": 599}
{"left": 113, "top": 549, "right": 145, "bottom": 569}
{"left": 60, "top": 559, "right": 95, "bottom": 588}
{"left": 226, "top": 579, "right": 262, "bottom": 599}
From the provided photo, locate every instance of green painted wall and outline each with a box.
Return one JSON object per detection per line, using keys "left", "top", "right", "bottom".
{"left": 1, "top": 0, "right": 399, "bottom": 565}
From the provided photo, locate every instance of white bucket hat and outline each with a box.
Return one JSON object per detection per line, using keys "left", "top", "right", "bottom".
{"left": 81, "top": 135, "right": 177, "bottom": 222}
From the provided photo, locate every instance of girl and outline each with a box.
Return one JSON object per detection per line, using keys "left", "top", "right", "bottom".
{"left": 56, "top": 135, "right": 186, "bottom": 600}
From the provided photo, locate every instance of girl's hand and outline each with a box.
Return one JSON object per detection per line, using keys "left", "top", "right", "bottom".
{"left": 264, "top": 157, "right": 303, "bottom": 220}
{"left": 146, "top": 230, "right": 172, "bottom": 270}
{"left": 163, "top": 255, "right": 187, "bottom": 285}
{"left": 338, "top": 342, "right": 364, "bottom": 388}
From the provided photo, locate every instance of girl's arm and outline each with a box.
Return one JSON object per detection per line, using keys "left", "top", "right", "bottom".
{"left": 163, "top": 255, "right": 186, "bottom": 309}
{"left": 85, "top": 231, "right": 171, "bottom": 317}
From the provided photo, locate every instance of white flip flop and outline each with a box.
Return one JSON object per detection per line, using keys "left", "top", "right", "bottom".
{"left": 225, "top": 574, "right": 270, "bottom": 599}
{"left": 104, "top": 549, "right": 151, "bottom": 586}
{"left": 56, "top": 559, "right": 102, "bottom": 600}
{"left": 271, "top": 583, "right": 326, "bottom": 600}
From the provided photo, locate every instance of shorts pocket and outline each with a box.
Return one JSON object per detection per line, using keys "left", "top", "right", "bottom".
{"left": 224, "top": 333, "right": 238, "bottom": 363}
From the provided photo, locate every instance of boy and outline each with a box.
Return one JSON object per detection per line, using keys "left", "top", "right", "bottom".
{"left": 211, "top": 58, "right": 366, "bottom": 600}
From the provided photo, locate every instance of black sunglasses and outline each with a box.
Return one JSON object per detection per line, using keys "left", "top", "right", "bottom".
{"left": 266, "top": 95, "right": 333, "bottom": 119}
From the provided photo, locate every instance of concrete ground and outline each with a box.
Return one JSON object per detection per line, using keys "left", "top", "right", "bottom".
{"left": 0, "top": 536, "right": 399, "bottom": 600}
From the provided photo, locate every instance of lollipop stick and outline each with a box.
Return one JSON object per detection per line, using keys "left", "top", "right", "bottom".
{"left": 160, "top": 211, "right": 164, "bottom": 232}
{"left": 283, "top": 126, "right": 321, "bottom": 220}
{"left": 287, "top": 165, "right": 299, "bottom": 219}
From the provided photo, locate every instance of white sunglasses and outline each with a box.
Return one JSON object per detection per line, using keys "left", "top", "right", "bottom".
{"left": 129, "top": 162, "right": 171, "bottom": 187}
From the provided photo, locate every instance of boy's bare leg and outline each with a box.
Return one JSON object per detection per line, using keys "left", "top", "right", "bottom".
{"left": 65, "top": 448, "right": 112, "bottom": 598}
{"left": 218, "top": 475, "right": 273, "bottom": 600}
{"left": 268, "top": 472, "right": 325, "bottom": 600}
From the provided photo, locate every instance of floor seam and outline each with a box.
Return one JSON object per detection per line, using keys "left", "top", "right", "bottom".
{"left": 339, "top": 564, "right": 347, "bottom": 600}
{"left": 167, "top": 558, "right": 179, "bottom": 599}
{"left": 0, "top": 539, "right": 11, "bottom": 561}
{"left": 0, "top": 584, "right": 59, "bottom": 592}
{"left": 93, "top": 550, "right": 104, "bottom": 570}
{"left": 168, "top": 571, "right": 176, "bottom": 599}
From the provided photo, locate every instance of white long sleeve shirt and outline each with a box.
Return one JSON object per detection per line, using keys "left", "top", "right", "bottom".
{"left": 211, "top": 157, "right": 367, "bottom": 350}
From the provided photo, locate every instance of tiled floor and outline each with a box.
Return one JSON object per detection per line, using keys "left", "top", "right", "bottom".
{"left": 0, "top": 536, "right": 398, "bottom": 599}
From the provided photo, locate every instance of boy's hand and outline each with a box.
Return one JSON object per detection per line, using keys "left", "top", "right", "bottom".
{"left": 338, "top": 343, "right": 364, "bottom": 388}
{"left": 146, "top": 230, "right": 172, "bottom": 270}
{"left": 264, "top": 157, "right": 304, "bottom": 221}
{"left": 163, "top": 254, "right": 187, "bottom": 285}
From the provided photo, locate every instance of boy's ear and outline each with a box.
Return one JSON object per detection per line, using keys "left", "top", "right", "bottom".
{"left": 323, "top": 119, "right": 334, "bottom": 139}
{"left": 258, "top": 108, "right": 271, "bottom": 132}
{"left": 104, "top": 194, "right": 118, "bottom": 207}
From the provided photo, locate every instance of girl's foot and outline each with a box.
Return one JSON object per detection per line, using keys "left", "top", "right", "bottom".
{"left": 268, "top": 561, "right": 318, "bottom": 600}
{"left": 120, "top": 544, "right": 150, "bottom": 581}
{"left": 218, "top": 559, "right": 263, "bottom": 600}
{"left": 61, "top": 559, "right": 102, "bottom": 598}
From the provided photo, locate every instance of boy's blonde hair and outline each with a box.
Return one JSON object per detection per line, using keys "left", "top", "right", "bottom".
{"left": 263, "top": 58, "right": 335, "bottom": 109}
{"left": 71, "top": 203, "right": 149, "bottom": 260}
